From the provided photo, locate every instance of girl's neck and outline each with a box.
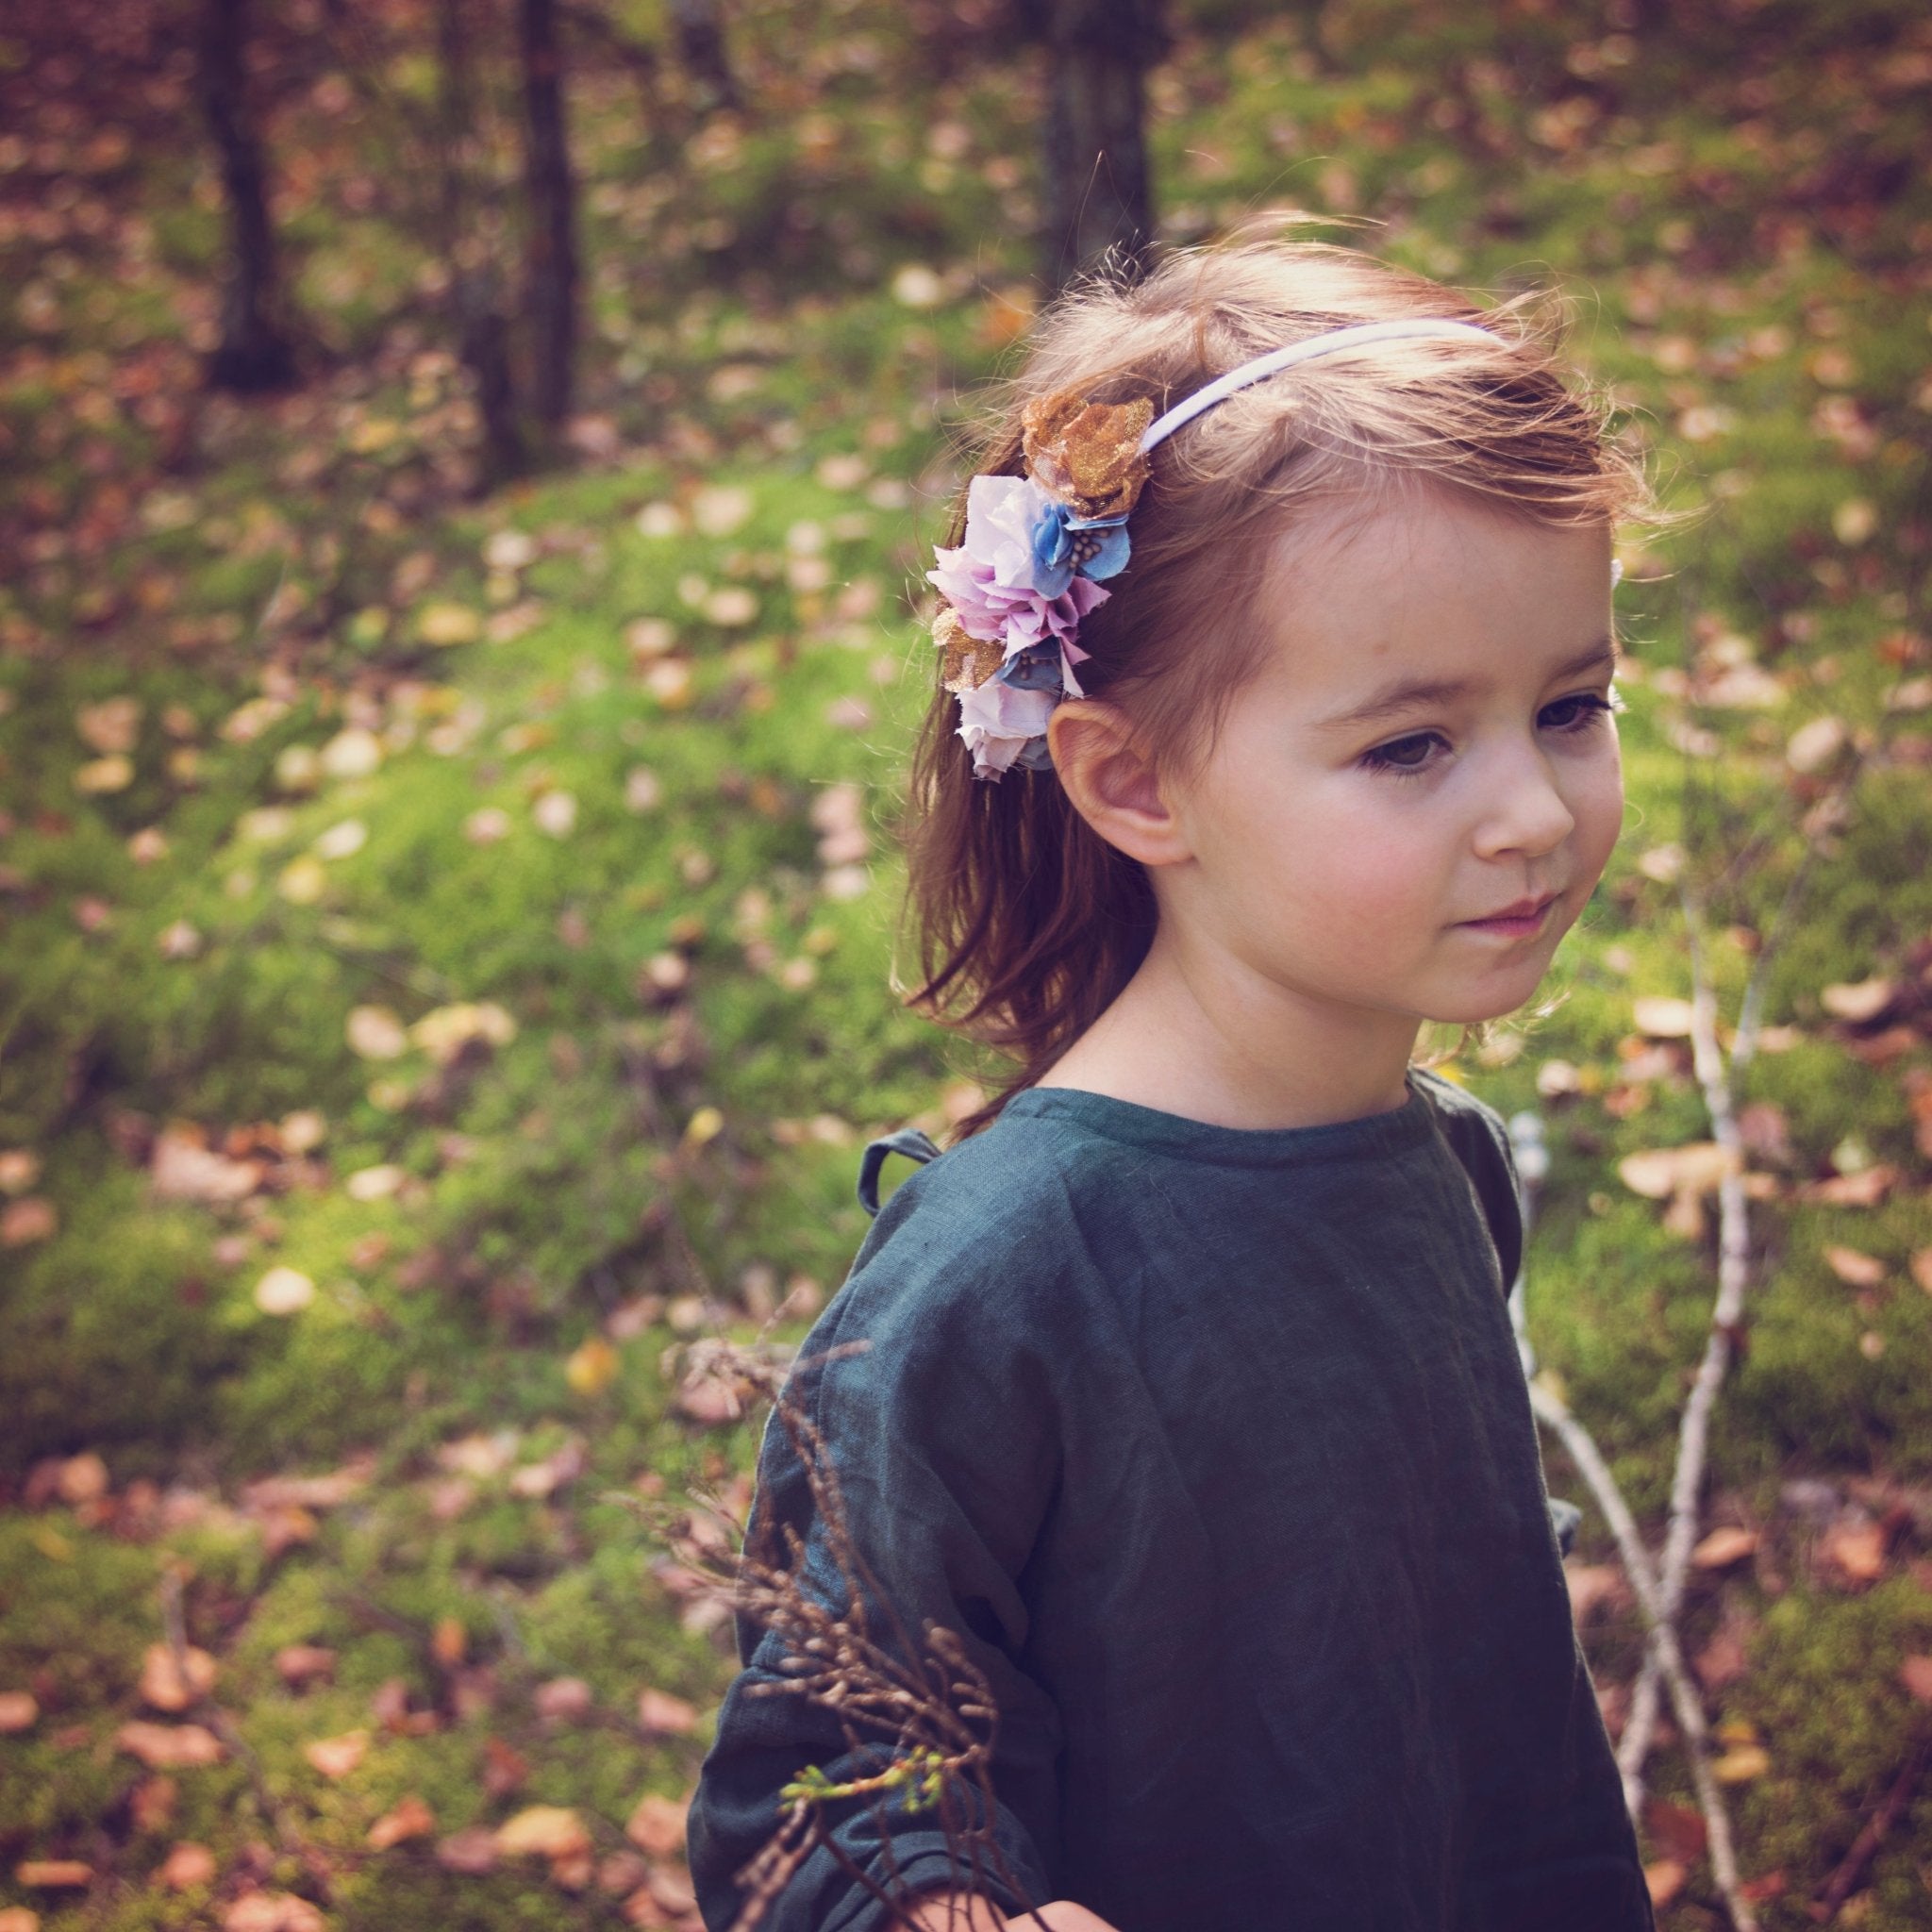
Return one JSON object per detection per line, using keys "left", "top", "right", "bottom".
{"left": 1037, "top": 924, "right": 1423, "bottom": 1132}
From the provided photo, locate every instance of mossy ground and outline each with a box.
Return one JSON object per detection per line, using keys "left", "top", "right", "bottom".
{"left": 2, "top": 1, "right": 1930, "bottom": 1926}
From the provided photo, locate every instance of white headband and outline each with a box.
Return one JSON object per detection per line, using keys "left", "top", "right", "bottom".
{"left": 1141, "top": 318, "right": 1508, "bottom": 452}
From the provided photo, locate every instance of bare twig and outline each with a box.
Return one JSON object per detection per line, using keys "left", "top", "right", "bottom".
{"left": 1616, "top": 893, "right": 1754, "bottom": 1810}
{"left": 1807, "top": 1728, "right": 1932, "bottom": 1924}
{"left": 1525, "top": 1378, "right": 1759, "bottom": 1932}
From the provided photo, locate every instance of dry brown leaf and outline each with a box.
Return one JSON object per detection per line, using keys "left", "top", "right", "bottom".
{"left": 622, "top": 1887, "right": 675, "bottom": 1928}
{"left": 1644, "top": 1798, "right": 1707, "bottom": 1865}
{"left": 598, "top": 1851, "right": 652, "bottom": 1895}
{"left": 221, "top": 1890, "right": 325, "bottom": 1932}
{"left": 0, "top": 1907, "right": 40, "bottom": 1932}
{"left": 435, "top": 1827, "right": 499, "bottom": 1874}
{"left": 430, "top": 1616, "right": 467, "bottom": 1668}
{"left": 367, "top": 1794, "right": 437, "bottom": 1850}
{"left": 1824, "top": 1523, "right": 1888, "bottom": 1583}
{"left": 1643, "top": 1859, "right": 1687, "bottom": 1908}
{"left": 1798, "top": 1165, "right": 1897, "bottom": 1208}
{"left": 1821, "top": 977, "right": 1896, "bottom": 1024}
{"left": 1690, "top": 1526, "right": 1758, "bottom": 1570}
{"left": 645, "top": 1863, "right": 698, "bottom": 1914}
{"left": 637, "top": 1688, "right": 699, "bottom": 1737}
{"left": 116, "top": 1721, "right": 224, "bottom": 1769}
{"left": 0, "top": 1691, "right": 38, "bottom": 1734}
{"left": 13, "top": 1863, "right": 91, "bottom": 1890}
{"left": 140, "top": 1641, "right": 217, "bottom": 1712}
{"left": 534, "top": 1677, "right": 593, "bottom": 1724}
{"left": 159, "top": 1842, "right": 217, "bottom": 1890}
{"left": 624, "top": 1791, "right": 689, "bottom": 1857}
{"left": 1632, "top": 995, "right": 1695, "bottom": 1039}
{"left": 1900, "top": 1656, "right": 1932, "bottom": 1704}
{"left": 495, "top": 1805, "right": 591, "bottom": 1861}
{"left": 302, "top": 1729, "right": 368, "bottom": 1779}
{"left": 274, "top": 1644, "right": 336, "bottom": 1688}
{"left": 1823, "top": 1245, "right": 1888, "bottom": 1288}
{"left": 1617, "top": 1141, "right": 1740, "bottom": 1200}
{"left": 1712, "top": 1743, "right": 1772, "bottom": 1784}
{"left": 129, "top": 1774, "right": 176, "bottom": 1832}
{"left": 1910, "top": 1249, "right": 1932, "bottom": 1296}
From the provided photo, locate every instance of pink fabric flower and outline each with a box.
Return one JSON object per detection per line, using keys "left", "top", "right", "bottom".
{"left": 928, "top": 475, "right": 1112, "bottom": 658}
{"left": 954, "top": 678, "right": 1058, "bottom": 780}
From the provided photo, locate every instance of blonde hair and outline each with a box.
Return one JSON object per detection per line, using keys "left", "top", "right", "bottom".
{"left": 900, "top": 220, "right": 1657, "bottom": 1138}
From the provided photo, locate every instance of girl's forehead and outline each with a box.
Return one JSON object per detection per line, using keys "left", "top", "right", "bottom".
{"left": 1251, "top": 495, "right": 1616, "bottom": 693}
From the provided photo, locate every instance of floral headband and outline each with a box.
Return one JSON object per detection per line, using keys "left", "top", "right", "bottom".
{"left": 926, "top": 316, "right": 1512, "bottom": 780}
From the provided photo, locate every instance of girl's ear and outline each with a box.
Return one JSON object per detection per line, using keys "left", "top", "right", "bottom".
{"left": 1048, "top": 699, "right": 1195, "bottom": 867}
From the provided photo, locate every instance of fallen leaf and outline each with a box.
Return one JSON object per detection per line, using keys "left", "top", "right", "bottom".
{"left": 565, "top": 1338, "right": 619, "bottom": 1397}
{"left": 150, "top": 1128, "right": 261, "bottom": 1205}
{"left": 2, "top": 1197, "right": 58, "bottom": 1245}
{"left": 129, "top": 1774, "right": 177, "bottom": 1832}
{"left": 625, "top": 1791, "right": 689, "bottom": 1857}
{"left": 221, "top": 1890, "right": 325, "bottom": 1932}
{"left": 1821, "top": 978, "right": 1896, "bottom": 1024}
{"left": 483, "top": 1735, "right": 529, "bottom": 1798}
{"left": 410, "top": 1002, "right": 515, "bottom": 1064}
{"left": 622, "top": 1887, "right": 674, "bottom": 1928}
{"left": 431, "top": 1617, "right": 467, "bottom": 1668}
{"left": 1899, "top": 1656, "right": 1932, "bottom": 1704}
{"left": 1787, "top": 714, "right": 1846, "bottom": 773}
{"left": 637, "top": 1688, "right": 699, "bottom": 1737}
{"left": 0, "top": 1911, "right": 37, "bottom": 1932}
{"left": 345, "top": 1005, "right": 408, "bottom": 1059}
{"left": 1632, "top": 995, "right": 1695, "bottom": 1039}
{"left": 253, "top": 1267, "right": 315, "bottom": 1316}
{"left": 1823, "top": 1245, "right": 1887, "bottom": 1288}
{"left": 12, "top": 1863, "right": 91, "bottom": 1890}
{"left": 367, "top": 1794, "right": 436, "bottom": 1849}
{"left": 435, "top": 1826, "right": 500, "bottom": 1874}
{"left": 418, "top": 603, "right": 482, "bottom": 647}
{"left": 1563, "top": 1562, "right": 1624, "bottom": 1624}
{"left": 1690, "top": 1526, "right": 1758, "bottom": 1570}
{"left": 302, "top": 1729, "right": 368, "bottom": 1778}
{"left": 74, "top": 755, "right": 135, "bottom": 794}
{"left": 115, "top": 1721, "right": 224, "bottom": 1769}
{"left": 0, "top": 1692, "right": 39, "bottom": 1734}
{"left": 159, "top": 1842, "right": 217, "bottom": 1889}
{"left": 140, "top": 1641, "right": 217, "bottom": 1711}
{"left": 535, "top": 1677, "right": 593, "bottom": 1724}
{"left": 1712, "top": 1743, "right": 1771, "bottom": 1784}
{"left": 495, "top": 1805, "right": 591, "bottom": 1861}
{"left": 275, "top": 1645, "right": 336, "bottom": 1692}
{"left": 1618, "top": 1141, "right": 1740, "bottom": 1200}
{"left": 1824, "top": 1523, "right": 1888, "bottom": 1583}
{"left": 598, "top": 1851, "right": 651, "bottom": 1895}
{"left": 1643, "top": 1859, "right": 1687, "bottom": 1908}
{"left": 1644, "top": 1798, "right": 1707, "bottom": 1865}
{"left": 646, "top": 1863, "right": 697, "bottom": 1914}
{"left": 320, "top": 726, "right": 383, "bottom": 778}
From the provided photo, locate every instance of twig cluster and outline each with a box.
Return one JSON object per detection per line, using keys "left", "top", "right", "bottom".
{"left": 657, "top": 1341, "right": 1030, "bottom": 1932}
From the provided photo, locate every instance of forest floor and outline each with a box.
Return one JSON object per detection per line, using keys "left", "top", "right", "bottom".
{"left": 3, "top": 0, "right": 1932, "bottom": 1927}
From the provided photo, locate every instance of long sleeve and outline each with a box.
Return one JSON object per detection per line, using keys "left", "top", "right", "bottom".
{"left": 688, "top": 1203, "right": 1066, "bottom": 1932}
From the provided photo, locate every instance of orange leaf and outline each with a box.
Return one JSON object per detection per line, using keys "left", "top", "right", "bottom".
{"left": 115, "top": 1721, "right": 224, "bottom": 1769}
{"left": 637, "top": 1688, "right": 699, "bottom": 1736}
{"left": 495, "top": 1805, "right": 591, "bottom": 1861}
{"left": 302, "top": 1729, "right": 368, "bottom": 1779}
{"left": 1690, "top": 1526, "right": 1758, "bottom": 1570}
{"left": 159, "top": 1843, "right": 217, "bottom": 1890}
{"left": 625, "top": 1791, "right": 689, "bottom": 1857}
{"left": 140, "top": 1642, "right": 217, "bottom": 1712}
{"left": 1899, "top": 1655, "right": 1932, "bottom": 1704}
{"left": 367, "top": 1794, "right": 437, "bottom": 1850}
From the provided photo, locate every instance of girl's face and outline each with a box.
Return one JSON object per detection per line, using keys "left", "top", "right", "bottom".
{"left": 1160, "top": 489, "right": 1624, "bottom": 1034}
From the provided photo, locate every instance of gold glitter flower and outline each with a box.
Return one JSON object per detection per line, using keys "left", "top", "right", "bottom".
{"left": 935, "top": 606, "right": 1006, "bottom": 694}
{"left": 1021, "top": 391, "right": 1155, "bottom": 520}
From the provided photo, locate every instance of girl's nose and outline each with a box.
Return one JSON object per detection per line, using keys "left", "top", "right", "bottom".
{"left": 1473, "top": 746, "right": 1576, "bottom": 859}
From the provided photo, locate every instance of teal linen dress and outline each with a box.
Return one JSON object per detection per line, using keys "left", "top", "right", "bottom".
{"left": 689, "top": 1070, "right": 1650, "bottom": 1932}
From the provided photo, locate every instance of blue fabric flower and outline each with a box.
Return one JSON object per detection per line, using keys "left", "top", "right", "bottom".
{"left": 1028, "top": 499, "right": 1132, "bottom": 596}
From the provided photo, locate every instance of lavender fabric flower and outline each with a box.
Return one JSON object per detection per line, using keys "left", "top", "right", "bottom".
{"left": 928, "top": 475, "right": 1115, "bottom": 655}
{"left": 954, "top": 676, "right": 1058, "bottom": 780}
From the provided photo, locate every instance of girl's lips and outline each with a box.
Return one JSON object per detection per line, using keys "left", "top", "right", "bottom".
{"left": 1457, "top": 892, "right": 1559, "bottom": 936}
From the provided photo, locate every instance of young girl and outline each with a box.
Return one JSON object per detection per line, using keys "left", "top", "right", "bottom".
{"left": 689, "top": 230, "right": 1655, "bottom": 1932}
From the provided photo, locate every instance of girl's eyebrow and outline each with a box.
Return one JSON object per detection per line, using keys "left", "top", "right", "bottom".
{"left": 1316, "top": 638, "right": 1618, "bottom": 732}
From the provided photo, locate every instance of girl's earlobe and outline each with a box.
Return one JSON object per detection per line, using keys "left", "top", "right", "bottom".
{"left": 1048, "top": 702, "right": 1194, "bottom": 868}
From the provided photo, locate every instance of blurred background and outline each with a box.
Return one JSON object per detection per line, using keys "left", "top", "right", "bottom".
{"left": 0, "top": 1, "right": 1928, "bottom": 1927}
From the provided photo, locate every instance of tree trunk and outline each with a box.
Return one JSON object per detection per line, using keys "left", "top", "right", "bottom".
{"left": 437, "top": 0, "right": 525, "bottom": 486}
{"left": 1027, "top": 0, "right": 1165, "bottom": 293}
{"left": 517, "top": 0, "right": 578, "bottom": 431}
{"left": 669, "top": 0, "right": 740, "bottom": 113}
{"left": 197, "top": 0, "right": 298, "bottom": 391}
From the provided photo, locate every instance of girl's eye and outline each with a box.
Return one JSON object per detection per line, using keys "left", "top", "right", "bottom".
{"left": 1540, "top": 691, "right": 1620, "bottom": 733}
{"left": 1360, "top": 730, "right": 1447, "bottom": 776}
